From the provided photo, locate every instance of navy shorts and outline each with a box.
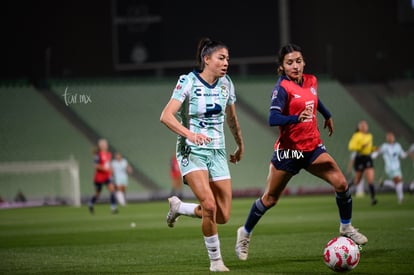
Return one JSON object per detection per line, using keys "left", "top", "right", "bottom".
{"left": 94, "top": 178, "right": 112, "bottom": 192}
{"left": 271, "top": 144, "right": 327, "bottom": 175}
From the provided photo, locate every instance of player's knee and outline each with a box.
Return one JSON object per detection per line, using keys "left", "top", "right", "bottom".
{"left": 216, "top": 210, "right": 230, "bottom": 224}
{"left": 200, "top": 198, "right": 217, "bottom": 218}
{"left": 262, "top": 194, "right": 278, "bottom": 208}
{"left": 334, "top": 178, "right": 349, "bottom": 192}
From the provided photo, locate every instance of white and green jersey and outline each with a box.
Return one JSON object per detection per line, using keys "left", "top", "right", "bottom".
{"left": 171, "top": 70, "right": 236, "bottom": 149}
{"left": 375, "top": 142, "right": 407, "bottom": 172}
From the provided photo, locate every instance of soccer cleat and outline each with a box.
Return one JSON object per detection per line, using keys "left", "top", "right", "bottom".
{"left": 340, "top": 225, "right": 368, "bottom": 245}
{"left": 166, "top": 196, "right": 181, "bottom": 228}
{"left": 209, "top": 259, "right": 229, "bottom": 272}
{"left": 235, "top": 226, "right": 251, "bottom": 261}
{"left": 112, "top": 208, "right": 119, "bottom": 214}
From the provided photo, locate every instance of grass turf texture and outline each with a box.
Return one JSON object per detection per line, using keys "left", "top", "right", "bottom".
{"left": 1, "top": 193, "right": 413, "bottom": 274}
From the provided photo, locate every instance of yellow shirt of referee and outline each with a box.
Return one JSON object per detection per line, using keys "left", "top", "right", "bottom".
{"left": 348, "top": 132, "right": 374, "bottom": 156}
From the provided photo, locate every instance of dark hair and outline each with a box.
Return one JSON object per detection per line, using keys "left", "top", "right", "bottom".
{"left": 196, "top": 37, "right": 228, "bottom": 71}
{"left": 277, "top": 43, "right": 303, "bottom": 75}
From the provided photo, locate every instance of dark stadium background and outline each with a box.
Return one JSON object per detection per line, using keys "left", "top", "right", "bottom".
{"left": 3, "top": 0, "right": 414, "bottom": 83}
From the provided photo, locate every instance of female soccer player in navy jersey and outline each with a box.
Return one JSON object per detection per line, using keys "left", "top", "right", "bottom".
{"left": 235, "top": 44, "right": 368, "bottom": 261}
{"left": 160, "top": 37, "right": 244, "bottom": 272}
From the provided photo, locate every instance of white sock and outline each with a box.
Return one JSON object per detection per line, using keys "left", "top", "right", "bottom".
{"left": 383, "top": 180, "right": 395, "bottom": 189}
{"left": 242, "top": 226, "right": 251, "bottom": 236}
{"left": 340, "top": 223, "right": 352, "bottom": 231}
{"left": 396, "top": 182, "right": 404, "bottom": 203}
{"left": 356, "top": 181, "right": 365, "bottom": 194}
{"left": 178, "top": 202, "right": 198, "bottom": 217}
{"left": 204, "top": 234, "right": 222, "bottom": 261}
{"left": 116, "top": 191, "right": 126, "bottom": 206}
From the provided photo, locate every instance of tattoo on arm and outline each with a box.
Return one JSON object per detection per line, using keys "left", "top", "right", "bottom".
{"left": 227, "top": 113, "right": 243, "bottom": 146}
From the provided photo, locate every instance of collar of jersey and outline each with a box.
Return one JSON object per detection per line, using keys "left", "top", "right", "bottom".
{"left": 281, "top": 74, "right": 303, "bottom": 86}
{"left": 192, "top": 69, "right": 219, "bottom": 89}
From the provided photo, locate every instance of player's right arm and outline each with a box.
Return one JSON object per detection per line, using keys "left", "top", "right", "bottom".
{"left": 160, "top": 74, "right": 211, "bottom": 146}
{"left": 160, "top": 98, "right": 194, "bottom": 141}
{"left": 268, "top": 87, "right": 312, "bottom": 126}
{"left": 268, "top": 87, "right": 300, "bottom": 126}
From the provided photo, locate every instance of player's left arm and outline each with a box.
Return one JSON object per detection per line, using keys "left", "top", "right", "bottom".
{"left": 226, "top": 103, "right": 244, "bottom": 163}
{"left": 399, "top": 143, "right": 408, "bottom": 159}
{"left": 317, "top": 98, "right": 333, "bottom": 136}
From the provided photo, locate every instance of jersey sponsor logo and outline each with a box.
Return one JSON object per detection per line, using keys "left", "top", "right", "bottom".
{"left": 303, "top": 101, "right": 315, "bottom": 122}
{"left": 199, "top": 120, "right": 221, "bottom": 128}
{"left": 193, "top": 88, "right": 220, "bottom": 97}
{"left": 194, "top": 88, "right": 202, "bottom": 96}
{"left": 205, "top": 103, "right": 222, "bottom": 117}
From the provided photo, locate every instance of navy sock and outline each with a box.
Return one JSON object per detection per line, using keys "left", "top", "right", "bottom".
{"left": 110, "top": 193, "right": 116, "bottom": 208}
{"left": 336, "top": 188, "right": 352, "bottom": 224}
{"left": 244, "top": 198, "right": 269, "bottom": 233}
{"left": 90, "top": 196, "right": 97, "bottom": 205}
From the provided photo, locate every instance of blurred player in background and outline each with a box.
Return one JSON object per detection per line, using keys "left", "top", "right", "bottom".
{"left": 372, "top": 132, "right": 407, "bottom": 204}
{"left": 234, "top": 43, "right": 367, "bottom": 262}
{"left": 169, "top": 153, "right": 183, "bottom": 199}
{"left": 111, "top": 152, "right": 132, "bottom": 206}
{"left": 348, "top": 120, "right": 378, "bottom": 205}
{"left": 88, "top": 139, "right": 118, "bottom": 214}
{"left": 347, "top": 152, "right": 366, "bottom": 197}
{"left": 160, "top": 37, "right": 244, "bottom": 272}
{"left": 408, "top": 143, "right": 414, "bottom": 194}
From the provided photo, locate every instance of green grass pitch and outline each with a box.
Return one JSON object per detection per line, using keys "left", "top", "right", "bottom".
{"left": 1, "top": 193, "right": 413, "bottom": 274}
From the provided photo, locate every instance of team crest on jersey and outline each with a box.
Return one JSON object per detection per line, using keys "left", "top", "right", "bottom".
{"left": 272, "top": 88, "right": 278, "bottom": 99}
{"left": 310, "top": 87, "right": 316, "bottom": 95}
{"left": 221, "top": 86, "right": 228, "bottom": 97}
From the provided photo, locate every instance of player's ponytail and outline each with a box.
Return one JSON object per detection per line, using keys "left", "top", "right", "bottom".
{"left": 196, "top": 37, "right": 228, "bottom": 71}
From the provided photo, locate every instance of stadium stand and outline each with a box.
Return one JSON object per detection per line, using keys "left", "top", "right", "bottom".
{"left": 0, "top": 83, "right": 146, "bottom": 205}
{"left": 48, "top": 77, "right": 405, "bottom": 196}
{"left": 49, "top": 79, "right": 275, "bottom": 195}
{"left": 3, "top": 78, "right": 412, "bottom": 204}
{"left": 384, "top": 93, "right": 414, "bottom": 131}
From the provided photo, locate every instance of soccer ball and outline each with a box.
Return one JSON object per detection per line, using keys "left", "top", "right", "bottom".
{"left": 323, "top": 236, "right": 360, "bottom": 272}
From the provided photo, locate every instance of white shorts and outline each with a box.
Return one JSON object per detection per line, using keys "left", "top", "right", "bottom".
{"left": 114, "top": 175, "right": 128, "bottom": 186}
{"left": 177, "top": 146, "right": 231, "bottom": 182}
{"left": 385, "top": 167, "right": 402, "bottom": 179}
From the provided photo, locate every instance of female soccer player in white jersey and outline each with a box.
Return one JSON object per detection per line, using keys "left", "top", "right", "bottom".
{"left": 160, "top": 37, "right": 244, "bottom": 272}
{"left": 372, "top": 132, "right": 407, "bottom": 204}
